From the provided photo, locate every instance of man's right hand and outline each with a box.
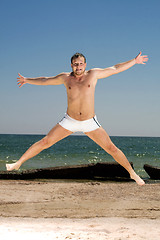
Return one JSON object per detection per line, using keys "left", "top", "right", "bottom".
{"left": 17, "top": 73, "right": 27, "bottom": 88}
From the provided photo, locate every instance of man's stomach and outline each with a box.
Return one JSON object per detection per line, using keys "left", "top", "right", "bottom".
{"left": 67, "top": 102, "right": 95, "bottom": 121}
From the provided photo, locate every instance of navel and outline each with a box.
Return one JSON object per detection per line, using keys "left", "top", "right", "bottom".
{"left": 69, "top": 86, "right": 71, "bottom": 89}
{"left": 80, "top": 112, "right": 82, "bottom": 115}
{"left": 88, "top": 84, "right": 90, "bottom": 88}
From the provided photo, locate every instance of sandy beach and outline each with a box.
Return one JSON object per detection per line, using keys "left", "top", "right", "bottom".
{"left": 0, "top": 180, "right": 160, "bottom": 239}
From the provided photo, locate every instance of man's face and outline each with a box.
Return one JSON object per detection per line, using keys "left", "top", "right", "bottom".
{"left": 71, "top": 57, "right": 86, "bottom": 76}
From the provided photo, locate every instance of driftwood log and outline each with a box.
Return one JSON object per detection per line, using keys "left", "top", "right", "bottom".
{"left": 0, "top": 162, "right": 133, "bottom": 180}
{"left": 144, "top": 164, "right": 160, "bottom": 180}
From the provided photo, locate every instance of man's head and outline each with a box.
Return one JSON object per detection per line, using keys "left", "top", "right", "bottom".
{"left": 71, "top": 53, "right": 86, "bottom": 64}
{"left": 71, "top": 53, "right": 87, "bottom": 76}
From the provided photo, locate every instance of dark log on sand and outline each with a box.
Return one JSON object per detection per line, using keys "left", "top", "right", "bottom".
{"left": 144, "top": 164, "right": 160, "bottom": 180}
{"left": 0, "top": 164, "right": 94, "bottom": 180}
{"left": 92, "top": 162, "right": 133, "bottom": 179}
{"left": 0, "top": 162, "right": 133, "bottom": 180}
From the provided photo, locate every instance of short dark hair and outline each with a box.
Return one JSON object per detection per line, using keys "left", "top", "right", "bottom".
{"left": 71, "top": 53, "right": 86, "bottom": 64}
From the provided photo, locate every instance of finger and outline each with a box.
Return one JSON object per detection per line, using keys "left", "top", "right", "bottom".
{"left": 17, "top": 81, "right": 23, "bottom": 86}
{"left": 136, "top": 52, "right": 141, "bottom": 59}
{"left": 18, "top": 73, "right": 24, "bottom": 79}
{"left": 143, "top": 57, "right": 148, "bottom": 61}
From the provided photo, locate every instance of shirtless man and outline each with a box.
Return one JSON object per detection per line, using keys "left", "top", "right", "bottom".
{"left": 6, "top": 52, "right": 148, "bottom": 185}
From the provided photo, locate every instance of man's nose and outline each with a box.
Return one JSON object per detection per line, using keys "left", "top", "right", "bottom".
{"left": 76, "top": 64, "right": 81, "bottom": 69}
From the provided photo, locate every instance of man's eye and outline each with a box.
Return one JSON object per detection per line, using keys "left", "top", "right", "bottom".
{"left": 73, "top": 63, "right": 83, "bottom": 66}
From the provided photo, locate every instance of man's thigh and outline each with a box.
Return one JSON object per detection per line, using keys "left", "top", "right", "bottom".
{"left": 85, "top": 127, "right": 115, "bottom": 150}
{"left": 45, "top": 124, "right": 73, "bottom": 145}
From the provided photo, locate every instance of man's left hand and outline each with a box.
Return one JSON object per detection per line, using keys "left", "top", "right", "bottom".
{"left": 135, "top": 52, "right": 148, "bottom": 64}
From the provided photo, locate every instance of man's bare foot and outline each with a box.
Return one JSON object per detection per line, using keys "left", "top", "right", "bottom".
{"left": 6, "top": 162, "right": 20, "bottom": 171}
{"left": 130, "top": 171, "right": 145, "bottom": 186}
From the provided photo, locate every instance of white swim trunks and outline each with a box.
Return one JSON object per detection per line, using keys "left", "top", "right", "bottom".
{"left": 58, "top": 113, "right": 101, "bottom": 133}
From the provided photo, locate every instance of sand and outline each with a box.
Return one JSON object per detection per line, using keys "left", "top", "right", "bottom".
{"left": 0, "top": 179, "right": 160, "bottom": 239}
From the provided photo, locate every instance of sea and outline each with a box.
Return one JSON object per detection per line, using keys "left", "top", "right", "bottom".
{"left": 0, "top": 134, "right": 160, "bottom": 179}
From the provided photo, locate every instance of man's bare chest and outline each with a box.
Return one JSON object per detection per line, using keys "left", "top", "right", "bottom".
{"left": 68, "top": 80, "right": 94, "bottom": 98}
{"left": 66, "top": 74, "right": 95, "bottom": 90}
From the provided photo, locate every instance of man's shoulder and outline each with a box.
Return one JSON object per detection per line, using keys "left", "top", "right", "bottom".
{"left": 87, "top": 68, "right": 100, "bottom": 76}
{"left": 57, "top": 72, "right": 71, "bottom": 79}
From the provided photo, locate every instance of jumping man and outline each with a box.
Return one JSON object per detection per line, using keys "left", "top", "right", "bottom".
{"left": 6, "top": 52, "right": 148, "bottom": 185}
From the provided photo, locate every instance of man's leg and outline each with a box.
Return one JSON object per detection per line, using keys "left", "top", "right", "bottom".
{"left": 6, "top": 124, "right": 73, "bottom": 171}
{"left": 85, "top": 127, "right": 145, "bottom": 186}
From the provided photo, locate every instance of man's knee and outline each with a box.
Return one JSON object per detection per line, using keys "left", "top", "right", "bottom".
{"left": 106, "top": 142, "right": 118, "bottom": 155}
{"left": 40, "top": 136, "right": 53, "bottom": 149}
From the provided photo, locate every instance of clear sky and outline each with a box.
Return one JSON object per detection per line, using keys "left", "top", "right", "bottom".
{"left": 0, "top": 0, "right": 160, "bottom": 137}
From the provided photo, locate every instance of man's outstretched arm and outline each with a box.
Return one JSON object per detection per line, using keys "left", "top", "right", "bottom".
{"left": 95, "top": 52, "right": 148, "bottom": 80}
{"left": 17, "top": 73, "right": 66, "bottom": 88}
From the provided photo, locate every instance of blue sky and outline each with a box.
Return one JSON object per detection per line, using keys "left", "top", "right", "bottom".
{"left": 0, "top": 0, "right": 160, "bottom": 136}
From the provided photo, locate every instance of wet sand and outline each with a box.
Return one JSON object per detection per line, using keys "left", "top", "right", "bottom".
{"left": 0, "top": 180, "right": 160, "bottom": 239}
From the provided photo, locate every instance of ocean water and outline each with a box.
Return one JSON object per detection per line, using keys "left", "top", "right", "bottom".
{"left": 0, "top": 134, "right": 160, "bottom": 178}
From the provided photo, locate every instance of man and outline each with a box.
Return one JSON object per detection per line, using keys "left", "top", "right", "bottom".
{"left": 6, "top": 52, "right": 148, "bottom": 185}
